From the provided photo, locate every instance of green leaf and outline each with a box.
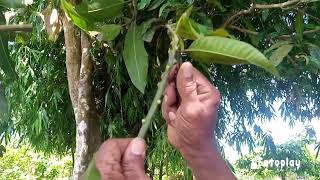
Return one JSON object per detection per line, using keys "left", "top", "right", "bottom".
{"left": 0, "top": 34, "right": 17, "bottom": 79}
{"left": 61, "top": 0, "right": 91, "bottom": 31}
{"left": 206, "top": 0, "right": 225, "bottom": 11}
{"left": 76, "top": 0, "right": 124, "bottom": 22}
{"left": 186, "top": 36, "right": 279, "bottom": 76}
{"left": 310, "top": 46, "right": 320, "bottom": 60}
{"left": 93, "top": 24, "right": 121, "bottom": 41}
{"left": 176, "top": 6, "right": 202, "bottom": 40}
{"left": 207, "top": 28, "right": 230, "bottom": 37}
{"left": 138, "top": 0, "right": 151, "bottom": 10}
{"left": 0, "top": 86, "right": 8, "bottom": 119}
{"left": 0, "top": 0, "right": 25, "bottom": 9}
{"left": 295, "top": 11, "right": 304, "bottom": 43}
{"left": 0, "top": 12, "right": 17, "bottom": 79}
{"left": 141, "top": 18, "right": 157, "bottom": 35}
{"left": 123, "top": 23, "right": 148, "bottom": 93}
{"left": 264, "top": 41, "right": 292, "bottom": 54}
{"left": 261, "top": 10, "right": 269, "bottom": 22}
{"left": 83, "top": 155, "right": 101, "bottom": 180}
{"left": 147, "top": 0, "right": 166, "bottom": 10}
{"left": 269, "top": 44, "right": 294, "bottom": 66}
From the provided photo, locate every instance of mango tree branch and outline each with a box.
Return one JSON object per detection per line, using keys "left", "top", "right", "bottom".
{"left": 224, "top": 0, "right": 303, "bottom": 27}
{"left": 137, "top": 52, "right": 176, "bottom": 138}
{"left": 0, "top": 24, "right": 33, "bottom": 32}
{"left": 138, "top": 24, "right": 179, "bottom": 139}
{"left": 230, "top": 25, "right": 320, "bottom": 39}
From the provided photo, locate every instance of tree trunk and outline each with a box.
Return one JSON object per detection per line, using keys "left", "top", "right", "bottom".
{"left": 62, "top": 14, "right": 101, "bottom": 180}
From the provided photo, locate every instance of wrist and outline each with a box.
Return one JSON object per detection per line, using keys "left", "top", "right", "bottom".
{"left": 180, "top": 139, "right": 236, "bottom": 180}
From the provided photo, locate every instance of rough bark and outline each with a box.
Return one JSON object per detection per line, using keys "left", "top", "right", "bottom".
{"left": 62, "top": 15, "right": 81, "bottom": 109}
{"left": 63, "top": 13, "right": 101, "bottom": 180}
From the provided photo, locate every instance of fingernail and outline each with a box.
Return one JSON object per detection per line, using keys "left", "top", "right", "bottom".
{"left": 131, "top": 138, "right": 145, "bottom": 156}
{"left": 169, "top": 112, "right": 176, "bottom": 122}
{"left": 183, "top": 63, "right": 193, "bottom": 82}
{"left": 164, "top": 95, "right": 168, "bottom": 102}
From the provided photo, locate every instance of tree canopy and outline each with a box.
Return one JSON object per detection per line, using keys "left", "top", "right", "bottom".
{"left": 0, "top": 0, "right": 320, "bottom": 179}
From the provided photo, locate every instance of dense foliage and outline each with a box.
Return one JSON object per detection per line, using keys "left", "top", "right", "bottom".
{"left": 236, "top": 137, "right": 320, "bottom": 179}
{"left": 0, "top": 0, "right": 320, "bottom": 178}
{"left": 0, "top": 145, "right": 72, "bottom": 179}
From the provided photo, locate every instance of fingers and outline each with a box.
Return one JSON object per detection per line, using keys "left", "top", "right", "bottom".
{"left": 177, "top": 62, "right": 198, "bottom": 102}
{"left": 162, "top": 82, "right": 178, "bottom": 125}
{"left": 162, "top": 65, "right": 178, "bottom": 125}
{"left": 123, "top": 138, "right": 149, "bottom": 180}
{"left": 192, "top": 68, "right": 220, "bottom": 104}
{"left": 95, "top": 139, "right": 131, "bottom": 180}
{"left": 168, "top": 64, "right": 178, "bottom": 83}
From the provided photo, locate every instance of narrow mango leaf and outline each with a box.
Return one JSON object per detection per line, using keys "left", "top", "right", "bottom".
{"left": 147, "top": 0, "right": 166, "bottom": 10}
{"left": 0, "top": 0, "right": 25, "bottom": 8}
{"left": 0, "top": 12, "right": 17, "bottom": 79}
{"left": 0, "top": 86, "right": 8, "bottom": 120}
{"left": 186, "top": 36, "right": 279, "bottom": 76}
{"left": 175, "top": 6, "right": 201, "bottom": 40}
{"left": 141, "top": 18, "right": 157, "bottom": 35}
{"left": 0, "top": 34, "right": 17, "bottom": 79}
{"left": 123, "top": 23, "right": 148, "bottom": 93}
{"left": 269, "top": 44, "right": 294, "bottom": 66}
{"left": 83, "top": 156, "right": 100, "bottom": 180}
{"left": 61, "top": 0, "right": 91, "bottom": 31}
{"left": 264, "top": 41, "right": 292, "bottom": 54}
{"left": 94, "top": 24, "right": 121, "bottom": 41}
{"left": 191, "top": 20, "right": 209, "bottom": 36}
{"left": 138, "top": 0, "right": 151, "bottom": 10}
{"left": 295, "top": 11, "right": 304, "bottom": 43}
{"left": 207, "top": 28, "right": 230, "bottom": 37}
{"left": 76, "top": 0, "right": 124, "bottom": 22}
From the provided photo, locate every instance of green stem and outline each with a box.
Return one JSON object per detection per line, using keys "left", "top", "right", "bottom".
{"left": 137, "top": 52, "right": 176, "bottom": 138}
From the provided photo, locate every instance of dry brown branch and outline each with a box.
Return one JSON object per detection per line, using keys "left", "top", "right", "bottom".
{"left": 0, "top": 24, "right": 33, "bottom": 32}
{"left": 224, "top": 0, "right": 302, "bottom": 27}
{"left": 230, "top": 25, "right": 320, "bottom": 39}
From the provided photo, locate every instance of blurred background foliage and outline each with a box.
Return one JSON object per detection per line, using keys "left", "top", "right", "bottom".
{"left": 0, "top": 145, "right": 72, "bottom": 179}
{"left": 0, "top": 0, "right": 320, "bottom": 179}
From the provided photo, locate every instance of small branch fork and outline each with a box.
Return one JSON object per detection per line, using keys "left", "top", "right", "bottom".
{"left": 224, "top": 0, "right": 319, "bottom": 39}
{"left": 229, "top": 25, "right": 320, "bottom": 39}
{"left": 224, "top": 0, "right": 302, "bottom": 27}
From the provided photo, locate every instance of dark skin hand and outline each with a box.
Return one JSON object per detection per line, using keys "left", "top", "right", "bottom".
{"left": 95, "top": 62, "right": 237, "bottom": 180}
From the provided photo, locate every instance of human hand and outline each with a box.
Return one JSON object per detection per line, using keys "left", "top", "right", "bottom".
{"left": 161, "top": 62, "right": 220, "bottom": 159}
{"left": 95, "top": 138, "right": 149, "bottom": 180}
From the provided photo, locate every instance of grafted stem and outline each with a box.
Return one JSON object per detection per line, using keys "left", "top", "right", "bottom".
{"left": 137, "top": 52, "right": 176, "bottom": 138}
{"left": 138, "top": 25, "right": 179, "bottom": 139}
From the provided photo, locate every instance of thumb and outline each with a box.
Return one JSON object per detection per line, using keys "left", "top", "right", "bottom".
{"left": 123, "top": 138, "right": 149, "bottom": 180}
{"left": 177, "top": 62, "right": 198, "bottom": 102}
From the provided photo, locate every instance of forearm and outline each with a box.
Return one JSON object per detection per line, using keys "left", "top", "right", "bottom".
{"left": 181, "top": 141, "right": 237, "bottom": 180}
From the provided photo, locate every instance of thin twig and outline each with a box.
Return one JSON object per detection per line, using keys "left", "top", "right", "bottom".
{"left": 229, "top": 25, "right": 320, "bottom": 39}
{"left": 224, "top": 0, "right": 302, "bottom": 27}
{"left": 230, "top": 25, "right": 258, "bottom": 35}
{"left": 0, "top": 24, "right": 33, "bottom": 32}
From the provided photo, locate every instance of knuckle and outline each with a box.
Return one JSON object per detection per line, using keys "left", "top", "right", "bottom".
{"left": 183, "top": 106, "right": 202, "bottom": 118}
{"left": 123, "top": 160, "right": 146, "bottom": 180}
{"left": 103, "top": 139, "right": 117, "bottom": 147}
{"left": 184, "top": 81, "right": 197, "bottom": 92}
